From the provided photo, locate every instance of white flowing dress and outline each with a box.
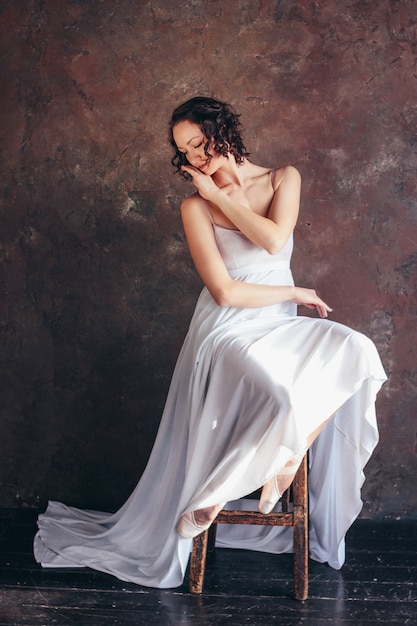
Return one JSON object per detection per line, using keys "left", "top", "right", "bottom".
{"left": 34, "top": 226, "right": 387, "bottom": 588}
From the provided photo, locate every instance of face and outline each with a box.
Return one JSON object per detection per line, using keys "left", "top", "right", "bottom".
{"left": 172, "top": 120, "right": 225, "bottom": 174}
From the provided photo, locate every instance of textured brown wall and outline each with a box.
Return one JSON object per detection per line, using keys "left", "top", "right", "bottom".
{"left": 0, "top": 0, "right": 416, "bottom": 517}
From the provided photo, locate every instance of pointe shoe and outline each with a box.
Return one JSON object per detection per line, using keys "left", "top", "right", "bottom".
{"left": 259, "top": 476, "right": 282, "bottom": 514}
{"left": 259, "top": 451, "right": 306, "bottom": 515}
{"left": 177, "top": 511, "right": 212, "bottom": 539}
{"left": 177, "top": 503, "right": 226, "bottom": 539}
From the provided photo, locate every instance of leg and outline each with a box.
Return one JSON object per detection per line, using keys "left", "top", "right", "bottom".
{"left": 177, "top": 502, "right": 225, "bottom": 539}
{"left": 259, "top": 412, "right": 336, "bottom": 514}
{"left": 189, "top": 528, "right": 209, "bottom": 593}
{"left": 292, "top": 454, "right": 308, "bottom": 601}
{"left": 259, "top": 449, "right": 306, "bottom": 514}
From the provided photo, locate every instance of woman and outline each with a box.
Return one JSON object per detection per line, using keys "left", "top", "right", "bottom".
{"left": 34, "top": 96, "right": 387, "bottom": 587}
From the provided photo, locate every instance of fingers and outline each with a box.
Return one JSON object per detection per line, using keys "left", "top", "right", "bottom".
{"left": 310, "top": 289, "right": 332, "bottom": 317}
{"left": 181, "top": 165, "right": 200, "bottom": 177}
{"left": 316, "top": 301, "right": 333, "bottom": 318}
{"left": 316, "top": 305, "right": 328, "bottom": 318}
{"left": 181, "top": 165, "right": 206, "bottom": 187}
{"left": 296, "top": 288, "right": 332, "bottom": 318}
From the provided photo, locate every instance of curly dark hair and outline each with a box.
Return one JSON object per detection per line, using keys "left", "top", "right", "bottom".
{"left": 169, "top": 96, "right": 250, "bottom": 179}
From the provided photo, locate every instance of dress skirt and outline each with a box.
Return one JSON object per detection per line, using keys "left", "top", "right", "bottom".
{"left": 34, "top": 231, "right": 387, "bottom": 587}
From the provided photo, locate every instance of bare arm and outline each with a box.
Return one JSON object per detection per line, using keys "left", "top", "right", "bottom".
{"left": 181, "top": 195, "right": 332, "bottom": 316}
{"left": 181, "top": 165, "right": 301, "bottom": 255}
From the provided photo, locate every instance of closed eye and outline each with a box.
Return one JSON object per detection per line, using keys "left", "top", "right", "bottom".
{"left": 179, "top": 141, "right": 204, "bottom": 155}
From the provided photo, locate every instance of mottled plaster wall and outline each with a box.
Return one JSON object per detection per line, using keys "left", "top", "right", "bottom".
{"left": 0, "top": 0, "right": 416, "bottom": 516}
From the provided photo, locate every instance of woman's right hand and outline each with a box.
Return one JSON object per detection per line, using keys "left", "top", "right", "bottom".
{"left": 292, "top": 287, "right": 333, "bottom": 318}
{"left": 181, "top": 165, "right": 222, "bottom": 202}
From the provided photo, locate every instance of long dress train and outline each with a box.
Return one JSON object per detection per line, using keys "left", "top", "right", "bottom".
{"left": 34, "top": 227, "right": 387, "bottom": 587}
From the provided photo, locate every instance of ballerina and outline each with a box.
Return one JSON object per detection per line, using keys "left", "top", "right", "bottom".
{"left": 34, "top": 96, "right": 386, "bottom": 587}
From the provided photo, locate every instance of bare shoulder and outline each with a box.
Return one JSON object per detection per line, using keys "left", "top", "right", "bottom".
{"left": 271, "top": 165, "right": 301, "bottom": 190}
{"left": 180, "top": 193, "right": 212, "bottom": 224}
{"left": 181, "top": 192, "right": 206, "bottom": 212}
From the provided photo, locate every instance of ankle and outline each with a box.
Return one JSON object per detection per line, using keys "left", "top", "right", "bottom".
{"left": 194, "top": 504, "right": 223, "bottom": 526}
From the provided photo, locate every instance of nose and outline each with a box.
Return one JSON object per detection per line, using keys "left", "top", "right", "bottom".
{"left": 188, "top": 146, "right": 205, "bottom": 166}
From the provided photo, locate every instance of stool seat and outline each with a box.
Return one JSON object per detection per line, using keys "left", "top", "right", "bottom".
{"left": 189, "top": 453, "right": 309, "bottom": 601}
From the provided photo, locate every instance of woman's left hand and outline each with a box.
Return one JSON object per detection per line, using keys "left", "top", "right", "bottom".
{"left": 181, "top": 165, "right": 221, "bottom": 202}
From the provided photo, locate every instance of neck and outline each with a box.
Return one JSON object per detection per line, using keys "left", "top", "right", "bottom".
{"left": 212, "top": 155, "right": 249, "bottom": 188}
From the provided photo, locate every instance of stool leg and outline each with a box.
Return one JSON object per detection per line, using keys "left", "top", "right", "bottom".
{"left": 292, "top": 455, "right": 309, "bottom": 601}
{"left": 208, "top": 523, "right": 217, "bottom": 552}
{"left": 189, "top": 529, "right": 209, "bottom": 594}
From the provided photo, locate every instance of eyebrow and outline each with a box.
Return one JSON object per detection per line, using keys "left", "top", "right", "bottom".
{"left": 176, "top": 135, "right": 203, "bottom": 151}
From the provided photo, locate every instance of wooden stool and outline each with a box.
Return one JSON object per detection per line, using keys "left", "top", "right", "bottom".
{"left": 189, "top": 453, "right": 309, "bottom": 601}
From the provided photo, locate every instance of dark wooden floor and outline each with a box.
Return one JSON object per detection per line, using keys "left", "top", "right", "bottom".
{"left": 0, "top": 510, "right": 416, "bottom": 625}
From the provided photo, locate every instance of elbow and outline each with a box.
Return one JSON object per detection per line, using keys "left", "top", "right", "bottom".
{"left": 266, "top": 243, "right": 280, "bottom": 256}
{"left": 265, "top": 239, "right": 284, "bottom": 256}
{"left": 211, "top": 283, "right": 236, "bottom": 307}
{"left": 213, "top": 289, "right": 232, "bottom": 308}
